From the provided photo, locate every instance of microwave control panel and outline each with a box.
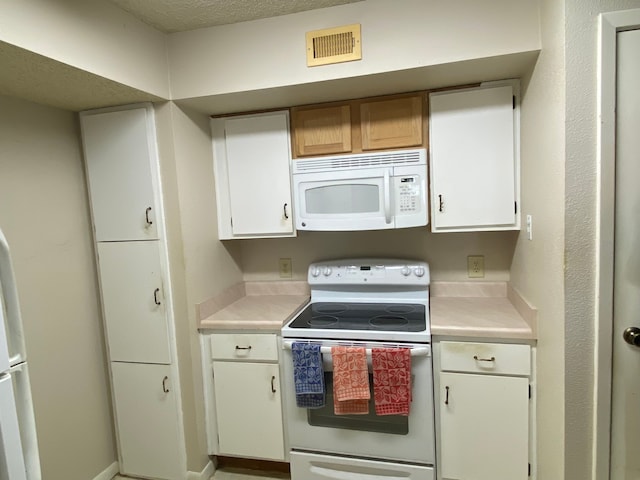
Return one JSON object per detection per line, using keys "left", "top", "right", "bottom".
{"left": 396, "top": 176, "right": 421, "bottom": 213}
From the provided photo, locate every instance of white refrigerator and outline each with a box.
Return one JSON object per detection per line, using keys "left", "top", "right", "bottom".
{"left": 0, "top": 227, "right": 41, "bottom": 479}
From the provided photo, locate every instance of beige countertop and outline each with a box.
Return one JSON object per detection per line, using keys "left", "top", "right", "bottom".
{"left": 197, "top": 280, "right": 536, "bottom": 340}
{"left": 197, "top": 281, "right": 310, "bottom": 332}
{"left": 430, "top": 282, "right": 537, "bottom": 340}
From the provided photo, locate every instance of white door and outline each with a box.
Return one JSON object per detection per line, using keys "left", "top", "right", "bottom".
{"left": 224, "top": 112, "right": 294, "bottom": 236}
{"left": 429, "top": 83, "right": 518, "bottom": 232}
{"left": 97, "top": 241, "right": 171, "bottom": 364}
{"left": 111, "top": 362, "right": 183, "bottom": 480}
{"left": 610, "top": 28, "right": 640, "bottom": 480}
{"left": 0, "top": 374, "right": 27, "bottom": 480}
{"left": 81, "top": 107, "right": 159, "bottom": 241}
{"left": 213, "top": 361, "right": 285, "bottom": 460}
{"left": 439, "top": 372, "right": 529, "bottom": 480}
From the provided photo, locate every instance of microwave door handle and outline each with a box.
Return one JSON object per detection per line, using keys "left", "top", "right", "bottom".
{"left": 383, "top": 169, "right": 392, "bottom": 224}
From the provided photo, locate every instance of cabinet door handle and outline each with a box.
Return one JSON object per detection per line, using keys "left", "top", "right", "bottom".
{"left": 283, "top": 203, "right": 289, "bottom": 220}
{"left": 154, "top": 288, "right": 161, "bottom": 305}
{"left": 445, "top": 385, "right": 449, "bottom": 405}
{"left": 145, "top": 207, "right": 153, "bottom": 226}
{"left": 473, "top": 355, "right": 496, "bottom": 362}
{"left": 438, "top": 195, "right": 444, "bottom": 213}
{"left": 271, "top": 375, "right": 276, "bottom": 393}
{"left": 162, "top": 376, "right": 170, "bottom": 393}
{"left": 235, "top": 345, "right": 252, "bottom": 350}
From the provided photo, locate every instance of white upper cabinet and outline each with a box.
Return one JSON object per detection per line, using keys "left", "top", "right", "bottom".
{"left": 429, "top": 81, "right": 520, "bottom": 232}
{"left": 81, "top": 107, "right": 160, "bottom": 241}
{"left": 211, "top": 111, "right": 295, "bottom": 239}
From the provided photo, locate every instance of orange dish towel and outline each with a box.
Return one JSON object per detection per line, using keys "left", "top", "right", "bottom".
{"left": 331, "top": 346, "right": 370, "bottom": 415}
{"left": 372, "top": 348, "right": 412, "bottom": 416}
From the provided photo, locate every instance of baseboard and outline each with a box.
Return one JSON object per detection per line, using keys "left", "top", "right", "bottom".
{"left": 93, "top": 461, "right": 119, "bottom": 480}
{"left": 187, "top": 460, "right": 215, "bottom": 480}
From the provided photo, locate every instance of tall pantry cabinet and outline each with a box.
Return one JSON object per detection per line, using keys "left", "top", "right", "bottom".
{"left": 80, "top": 105, "right": 187, "bottom": 480}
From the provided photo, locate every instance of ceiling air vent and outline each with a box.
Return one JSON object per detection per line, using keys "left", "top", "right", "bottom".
{"left": 306, "top": 24, "right": 362, "bottom": 67}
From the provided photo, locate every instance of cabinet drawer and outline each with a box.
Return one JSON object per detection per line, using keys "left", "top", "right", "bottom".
{"left": 440, "top": 341, "right": 530, "bottom": 376}
{"left": 210, "top": 333, "right": 278, "bottom": 361}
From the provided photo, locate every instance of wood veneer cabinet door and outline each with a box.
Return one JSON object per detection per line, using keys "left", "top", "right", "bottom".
{"left": 360, "top": 95, "right": 423, "bottom": 151}
{"left": 291, "top": 104, "right": 352, "bottom": 157}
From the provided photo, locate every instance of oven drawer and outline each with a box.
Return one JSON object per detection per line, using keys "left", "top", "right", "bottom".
{"left": 440, "top": 341, "right": 531, "bottom": 376}
{"left": 290, "top": 451, "right": 435, "bottom": 480}
{"left": 210, "top": 333, "right": 278, "bottom": 361}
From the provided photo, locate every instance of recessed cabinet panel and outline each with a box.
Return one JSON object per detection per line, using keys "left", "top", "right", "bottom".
{"left": 81, "top": 108, "right": 159, "bottom": 241}
{"left": 361, "top": 95, "right": 423, "bottom": 150}
{"left": 111, "top": 363, "right": 182, "bottom": 480}
{"left": 440, "top": 372, "right": 529, "bottom": 480}
{"left": 97, "top": 241, "right": 171, "bottom": 364}
{"left": 291, "top": 105, "right": 352, "bottom": 157}
{"left": 430, "top": 82, "right": 519, "bottom": 232}
{"left": 213, "top": 361, "right": 285, "bottom": 460}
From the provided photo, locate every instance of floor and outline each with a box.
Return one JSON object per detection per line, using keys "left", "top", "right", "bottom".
{"left": 113, "top": 468, "right": 290, "bottom": 480}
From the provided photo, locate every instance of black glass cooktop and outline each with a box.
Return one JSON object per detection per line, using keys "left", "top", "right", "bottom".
{"left": 288, "top": 302, "right": 427, "bottom": 332}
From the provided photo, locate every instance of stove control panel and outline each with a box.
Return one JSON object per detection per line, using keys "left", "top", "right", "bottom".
{"left": 308, "top": 259, "right": 430, "bottom": 285}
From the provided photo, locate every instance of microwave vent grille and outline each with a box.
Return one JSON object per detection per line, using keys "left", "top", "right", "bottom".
{"left": 294, "top": 149, "right": 426, "bottom": 173}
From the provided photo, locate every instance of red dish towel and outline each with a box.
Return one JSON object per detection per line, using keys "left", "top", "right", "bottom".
{"left": 331, "top": 346, "right": 370, "bottom": 415}
{"left": 372, "top": 348, "right": 412, "bottom": 416}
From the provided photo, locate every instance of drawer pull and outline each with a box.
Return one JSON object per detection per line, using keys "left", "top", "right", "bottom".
{"left": 473, "top": 355, "right": 496, "bottom": 362}
{"left": 235, "top": 345, "right": 252, "bottom": 350}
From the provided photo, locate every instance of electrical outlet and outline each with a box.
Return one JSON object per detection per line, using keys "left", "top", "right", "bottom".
{"left": 467, "top": 255, "right": 485, "bottom": 278}
{"left": 279, "top": 258, "right": 292, "bottom": 278}
{"left": 526, "top": 214, "right": 533, "bottom": 241}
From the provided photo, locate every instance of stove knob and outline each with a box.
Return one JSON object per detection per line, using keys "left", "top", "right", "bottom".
{"left": 414, "top": 266, "right": 425, "bottom": 277}
{"left": 323, "top": 267, "right": 333, "bottom": 277}
{"left": 401, "top": 266, "right": 411, "bottom": 276}
{"left": 310, "top": 267, "right": 321, "bottom": 277}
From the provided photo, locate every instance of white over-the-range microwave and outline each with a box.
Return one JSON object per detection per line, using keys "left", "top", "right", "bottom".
{"left": 292, "top": 148, "right": 428, "bottom": 231}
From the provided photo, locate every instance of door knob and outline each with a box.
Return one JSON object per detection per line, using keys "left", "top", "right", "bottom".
{"left": 623, "top": 327, "right": 640, "bottom": 347}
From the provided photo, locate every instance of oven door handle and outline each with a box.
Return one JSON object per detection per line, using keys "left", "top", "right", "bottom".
{"left": 310, "top": 464, "right": 406, "bottom": 480}
{"left": 282, "top": 341, "right": 431, "bottom": 357}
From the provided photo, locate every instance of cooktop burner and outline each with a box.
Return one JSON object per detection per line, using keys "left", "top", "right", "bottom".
{"left": 287, "top": 302, "right": 426, "bottom": 333}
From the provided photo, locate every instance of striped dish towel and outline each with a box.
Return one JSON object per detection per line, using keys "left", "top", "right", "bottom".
{"left": 292, "top": 342, "right": 325, "bottom": 408}
{"left": 372, "top": 347, "right": 412, "bottom": 416}
{"left": 331, "top": 346, "right": 370, "bottom": 415}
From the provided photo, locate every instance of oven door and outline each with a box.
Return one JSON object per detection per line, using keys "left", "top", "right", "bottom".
{"left": 293, "top": 167, "right": 393, "bottom": 231}
{"left": 282, "top": 340, "right": 436, "bottom": 465}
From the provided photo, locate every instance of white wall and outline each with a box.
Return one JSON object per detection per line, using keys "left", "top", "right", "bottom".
{"left": 241, "top": 229, "right": 517, "bottom": 282}
{"left": 168, "top": 0, "right": 540, "bottom": 100}
{"left": 0, "top": 95, "right": 116, "bottom": 479}
{"left": 0, "top": 0, "right": 170, "bottom": 98}
{"left": 563, "top": 1, "right": 640, "bottom": 479}
{"left": 510, "top": 0, "right": 566, "bottom": 477}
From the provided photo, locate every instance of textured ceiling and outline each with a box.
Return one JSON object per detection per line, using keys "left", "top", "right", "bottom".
{"left": 106, "top": 0, "right": 365, "bottom": 33}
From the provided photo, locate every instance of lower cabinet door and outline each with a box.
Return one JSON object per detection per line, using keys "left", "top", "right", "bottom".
{"left": 213, "top": 361, "right": 285, "bottom": 460}
{"left": 439, "top": 372, "right": 529, "bottom": 480}
{"left": 111, "top": 362, "right": 183, "bottom": 480}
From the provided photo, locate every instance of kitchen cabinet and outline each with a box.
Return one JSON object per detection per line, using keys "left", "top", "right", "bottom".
{"left": 437, "top": 341, "right": 532, "bottom": 480}
{"left": 290, "top": 92, "right": 426, "bottom": 158}
{"left": 211, "top": 111, "right": 295, "bottom": 239}
{"left": 429, "top": 81, "right": 520, "bottom": 232}
{"left": 291, "top": 103, "right": 352, "bottom": 157}
{"left": 206, "top": 333, "right": 286, "bottom": 461}
{"left": 81, "top": 108, "right": 160, "bottom": 242}
{"left": 360, "top": 95, "right": 423, "bottom": 151}
{"left": 80, "top": 104, "right": 189, "bottom": 480}
{"left": 110, "top": 362, "right": 182, "bottom": 480}
{"left": 96, "top": 241, "right": 170, "bottom": 364}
